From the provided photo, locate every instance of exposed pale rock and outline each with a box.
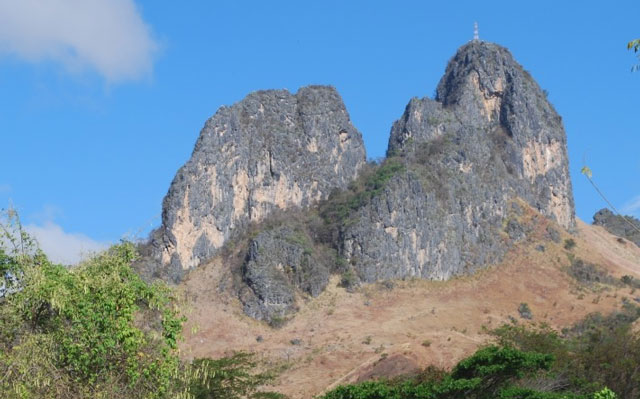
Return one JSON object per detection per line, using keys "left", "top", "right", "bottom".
{"left": 150, "top": 86, "right": 366, "bottom": 281}
{"left": 342, "top": 41, "right": 575, "bottom": 284}
{"left": 143, "top": 41, "right": 578, "bottom": 323}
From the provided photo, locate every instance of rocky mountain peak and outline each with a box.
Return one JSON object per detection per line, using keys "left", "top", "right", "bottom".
{"left": 436, "top": 41, "right": 518, "bottom": 119}
{"left": 344, "top": 40, "right": 575, "bottom": 289}
{"left": 143, "top": 41, "right": 578, "bottom": 324}
{"left": 388, "top": 40, "right": 575, "bottom": 231}
{"left": 148, "top": 85, "right": 366, "bottom": 281}
{"left": 436, "top": 41, "right": 564, "bottom": 139}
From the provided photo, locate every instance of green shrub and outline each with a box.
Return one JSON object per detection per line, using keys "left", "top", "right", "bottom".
{"left": 339, "top": 269, "right": 358, "bottom": 289}
{"left": 518, "top": 303, "right": 533, "bottom": 320}
{"left": 325, "top": 311, "right": 639, "bottom": 399}
{"left": 322, "top": 346, "right": 561, "bottom": 399}
{"left": 268, "top": 314, "right": 288, "bottom": 329}
{"left": 620, "top": 275, "right": 640, "bottom": 288}
{"left": 493, "top": 307, "right": 640, "bottom": 398}
{"left": 593, "top": 387, "right": 617, "bottom": 399}
{"left": 0, "top": 242, "right": 184, "bottom": 398}
{"left": 0, "top": 210, "right": 286, "bottom": 399}
{"left": 183, "top": 352, "right": 285, "bottom": 399}
{"left": 567, "top": 258, "right": 617, "bottom": 287}
{"left": 319, "top": 159, "right": 404, "bottom": 232}
{"left": 451, "top": 345, "right": 553, "bottom": 385}
{"left": 564, "top": 238, "right": 577, "bottom": 250}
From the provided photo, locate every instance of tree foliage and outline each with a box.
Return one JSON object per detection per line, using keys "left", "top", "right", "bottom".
{"left": 183, "top": 353, "right": 285, "bottom": 399}
{"left": 0, "top": 240, "right": 184, "bottom": 398}
{"left": 323, "top": 346, "right": 568, "bottom": 399}
{"left": 493, "top": 315, "right": 640, "bottom": 399}
{"left": 323, "top": 312, "right": 640, "bottom": 399}
{"left": 0, "top": 209, "right": 283, "bottom": 399}
{"left": 319, "top": 158, "right": 405, "bottom": 228}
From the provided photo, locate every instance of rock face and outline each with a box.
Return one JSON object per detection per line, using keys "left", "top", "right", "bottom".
{"left": 151, "top": 86, "right": 366, "bottom": 281}
{"left": 148, "top": 40, "right": 577, "bottom": 323}
{"left": 593, "top": 208, "right": 640, "bottom": 247}
{"left": 239, "top": 226, "right": 330, "bottom": 322}
{"left": 340, "top": 41, "right": 575, "bottom": 283}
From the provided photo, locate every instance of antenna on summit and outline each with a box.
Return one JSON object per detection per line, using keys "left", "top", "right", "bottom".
{"left": 473, "top": 22, "right": 479, "bottom": 41}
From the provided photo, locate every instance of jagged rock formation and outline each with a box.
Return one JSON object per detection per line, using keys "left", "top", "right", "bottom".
{"left": 340, "top": 41, "right": 575, "bottom": 283}
{"left": 593, "top": 208, "right": 640, "bottom": 247}
{"left": 239, "top": 225, "right": 330, "bottom": 322}
{"left": 149, "top": 86, "right": 366, "bottom": 281}
{"left": 147, "top": 40, "right": 577, "bottom": 323}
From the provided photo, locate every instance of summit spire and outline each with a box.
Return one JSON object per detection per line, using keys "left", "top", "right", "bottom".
{"left": 473, "top": 22, "right": 479, "bottom": 41}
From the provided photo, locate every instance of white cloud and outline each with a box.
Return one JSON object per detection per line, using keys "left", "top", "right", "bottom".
{"left": 26, "top": 221, "right": 109, "bottom": 265}
{"left": 0, "top": 0, "right": 158, "bottom": 82}
{"left": 621, "top": 195, "right": 640, "bottom": 217}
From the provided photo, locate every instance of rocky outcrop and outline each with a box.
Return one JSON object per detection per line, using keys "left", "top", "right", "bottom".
{"left": 340, "top": 41, "right": 575, "bottom": 284}
{"left": 150, "top": 86, "right": 366, "bottom": 281}
{"left": 593, "top": 208, "right": 640, "bottom": 247}
{"left": 390, "top": 41, "right": 574, "bottom": 230}
{"left": 146, "top": 40, "right": 578, "bottom": 323}
{"left": 238, "top": 226, "right": 330, "bottom": 322}
{"left": 437, "top": 41, "right": 574, "bottom": 229}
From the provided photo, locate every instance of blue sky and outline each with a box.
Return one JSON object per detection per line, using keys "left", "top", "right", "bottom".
{"left": 0, "top": 0, "right": 638, "bottom": 263}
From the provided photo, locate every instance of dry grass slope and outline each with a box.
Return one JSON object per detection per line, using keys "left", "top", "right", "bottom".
{"left": 177, "top": 205, "right": 640, "bottom": 399}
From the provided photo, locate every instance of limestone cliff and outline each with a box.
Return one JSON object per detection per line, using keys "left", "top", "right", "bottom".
{"left": 340, "top": 41, "right": 575, "bottom": 284}
{"left": 150, "top": 86, "right": 366, "bottom": 281}
{"left": 239, "top": 225, "right": 331, "bottom": 322}
{"left": 146, "top": 41, "right": 577, "bottom": 323}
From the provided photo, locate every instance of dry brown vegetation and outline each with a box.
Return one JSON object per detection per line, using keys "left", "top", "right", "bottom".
{"left": 177, "top": 207, "right": 640, "bottom": 399}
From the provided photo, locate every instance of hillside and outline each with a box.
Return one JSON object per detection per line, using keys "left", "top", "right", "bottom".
{"left": 3, "top": 5, "right": 640, "bottom": 397}
{"left": 133, "top": 39, "right": 640, "bottom": 397}
{"left": 593, "top": 208, "right": 640, "bottom": 247}
{"left": 140, "top": 40, "right": 580, "bottom": 329}
{"left": 178, "top": 210, "right": 640, "bottom": 398}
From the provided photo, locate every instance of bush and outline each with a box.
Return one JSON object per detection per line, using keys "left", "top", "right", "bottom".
{"left": 318, "top": 159, "right": 404, "bottom": 238}
{"left": 620, "top": 275, "right": 640, "bottom": 289}
{"left": 518, "top": 303, "right": 533, "bottom": 320}
{"left": 0, "top": 212, "right": 285, "bottom": 399}
{"left": 564, "top": 238, "right": 577, "bottom": 250}
{"left": 325, "top": 310, "right": 638, "bottom": 399}
{"left": 0, "top": 242, "right": 184, "bottom": 398}
{"left": 183, "top": 352, "right": 285, "bottom": 399}
{"left": 567, "top": 258, "right": 618, "bottom": 287}
{"left": 493, "top": 307, "right": 640, "bottom": 399}
{"left": 322, "top": 346, "right": 564, "bottom": 399}
{"left": 339, "top": 269, "right": 359, "bottom": 290}
{"left": 593, "top": 388, "right": 617, "bottom": 399}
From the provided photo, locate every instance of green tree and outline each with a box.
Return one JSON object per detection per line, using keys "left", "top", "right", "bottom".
{"left": 322, "top": 346, "right": 576, "bottom": 399}
{"left": 0, "top": 241, "right": 185, "bottom": 398}
{"left": 0, "top": 209, "right": 284, "bottom": 399}
{"left": 183, "top": 353, "right": 285, "bottom": 399}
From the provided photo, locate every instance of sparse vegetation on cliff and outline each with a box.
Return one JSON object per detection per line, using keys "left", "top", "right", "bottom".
{"left": 319, "top": 158, "right": 405, "bottom": 229}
